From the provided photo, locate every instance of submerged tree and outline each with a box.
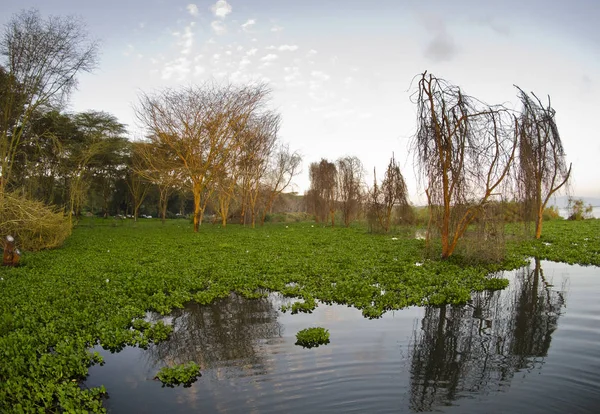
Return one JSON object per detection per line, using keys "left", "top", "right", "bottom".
{"left": 516, "top": 87, "right": 571, "bottom": 238}
{"left": 412, "top": 72, "right": 517, "bottom": 259}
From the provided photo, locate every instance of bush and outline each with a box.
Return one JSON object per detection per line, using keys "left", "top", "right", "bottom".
{"left": 295, "top": 327, "right": 330, "bottom": 348}
{"left": 542, "top": 205, "right": 561, "bottom": 221}
{"left": 0, "top": 192, "right": 72, "bottom": 251}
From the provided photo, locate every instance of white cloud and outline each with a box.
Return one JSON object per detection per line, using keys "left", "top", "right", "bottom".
{"left": 246, "top": 48, "right": 258, "bottom": 56}
{"left": 187, "top": 4, "right": 199, "bottom": 17}
{"left": 241, "top": 19, "right": 255, "bottom": 31}
{"left": 211, "top": 0, "right": 232, "bottom": 19}
{"left": 307, "top": 49, "right": 317, "bottom": 56}
{"left": 139, "top": 22, "right": 145, "bottom": 29}
{"left": 239, "top": 56, "right": 251, "bottom": 68}
{"left": 194, "top": 65, "right": 205, "bottom": 76}
{"left": 283, "top": 66, "right": 303, "bottom": 85}
{"left": 236, "top": 46, "right": 243, "bottom": 51}
{"left": 211, "top": 20, "right": 226, "bottom": 35}
{"left": 271, "top": 25, "right": 283, "bottom": 32}
{"left": 225, "top": 50, "right": 232, "bottom": 55}
{"left": 162, "top": 57, "right": 191, "bottom": 80}
{"left": 311, "top": 70, "right": 330, "bottom": 81}
{"left": 278, "top": 44, "right": 298, "bottom": 52}
{"left": 266, "top": 45, "right": 276, "bottom": 50}
{"left": 261, "top": 54, "right": 278, "bottom": 62}
{"left": 213, "top": 53, "right": 221, "bottom": 60}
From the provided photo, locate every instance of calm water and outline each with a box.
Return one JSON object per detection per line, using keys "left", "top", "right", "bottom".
{"left": 85, "top": 260, "right": 600, "bottom": 413}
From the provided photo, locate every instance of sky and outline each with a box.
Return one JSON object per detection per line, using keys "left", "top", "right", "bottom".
{"left": 1, "top": 0, "right": 599, "bottom": 202}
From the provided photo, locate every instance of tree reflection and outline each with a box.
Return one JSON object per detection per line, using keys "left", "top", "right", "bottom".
{"left": 144, "top": 293, "right": 283, "bottom": 378}
{"left": 409, "top": 258, "right": 566, "bottom": 411}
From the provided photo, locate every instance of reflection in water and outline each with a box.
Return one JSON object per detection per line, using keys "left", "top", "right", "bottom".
{"left": 409, "top": 258, "right": 566, "bottom": 411}
{"left": 144, "top": 293, "right": 283, "bottom": 379}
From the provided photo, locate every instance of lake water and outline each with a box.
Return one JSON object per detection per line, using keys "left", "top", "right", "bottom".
{"left": 85, "top": 260, "right": 600, "bottom": 413}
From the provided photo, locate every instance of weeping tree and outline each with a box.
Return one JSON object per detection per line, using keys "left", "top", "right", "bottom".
{"left": 412, "top": 72, "right": 517, "bottom": 259}
{"left": 516, "top": 87, "right": 571, "bottom": 239}
{"left": 336, "top": 156, "right": 364, "bottom": 227}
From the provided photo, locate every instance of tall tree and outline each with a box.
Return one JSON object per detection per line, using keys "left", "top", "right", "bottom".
{"left": 135, "top": 82, "right": 271, "bottom": 232}
{"left": 336, "top": 156, "right": 364, "bottom": 227}
{"left": 0, "top": 9, "right": 98, "bottom": 194}
{"left": 260, "top": 143, "right": 302, "bottom": 225}
{"left": 368, "top": 154, "right": 410, "bottom": 232}
{"left": 412, "top": 72, "right": 517, "bottom": 259}
{"left": 516, "top": 87, "right": 571, "bottom": 239}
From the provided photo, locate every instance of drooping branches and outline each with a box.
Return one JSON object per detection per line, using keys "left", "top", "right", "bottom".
{"left": 516, "top": 87, "right": 571, "bottom": 238}
{"left": 412, "top": 72, "right": 517, "bottom": 259}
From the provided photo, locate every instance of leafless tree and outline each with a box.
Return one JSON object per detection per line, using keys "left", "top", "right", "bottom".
{"left": 516, "top": 87, "right": 571, "bottom": 239}
{"left": 308, "top": 159, "right": 337, "bottom": 226}
{"left": 412, "top": 72, "right": 517, "bottom": 259}
{"left": 367, "top": 154, "right": 410, "bottom": 232}
{"left": 135, "top": 82, "right": 271, "bottom": 232}
{"left": 260, "top": 143, "right": 302, "bottom": 225}
{"left": 0, "top": 9, "right": 98, "bottom": 194}
{"left": 336, "top": 156, "right": 364, "bottom": 227}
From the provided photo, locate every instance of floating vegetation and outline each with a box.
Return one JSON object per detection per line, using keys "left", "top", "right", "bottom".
{"left": 155, "top": 362, "right": 201, "bottom": 388}
{"left": 0, "top": 218, "right": 598, "bottom": 411}
{"left": 295, "top": 327, "right": 330, "bottom": 348}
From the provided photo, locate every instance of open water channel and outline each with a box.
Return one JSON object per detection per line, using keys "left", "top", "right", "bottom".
{"left": 85, "top": 260, "right": 600, "bottom": 413}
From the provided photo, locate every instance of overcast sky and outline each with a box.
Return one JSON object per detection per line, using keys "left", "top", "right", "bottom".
{"left": 1, "top": 0, "right": 599, "bottom": 201}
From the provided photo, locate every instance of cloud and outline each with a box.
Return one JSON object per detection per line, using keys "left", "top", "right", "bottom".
{"left": 213, "top": 53, "right": 221, "bottom": 60}
{"left": 261, "top": 54, "right": 278, "bottom": 62}
{"left": 211, "top": 0, "right": 232, "bottom": 19}
{"left": 271, "top": 25, "right": 283, "bottom": 32}
{"left": 283, "top": 66, "right": 303, "bottom": 85}
{"left": 307, "top": 49, "right": 317, "bottom": 57}
{"left": 310, "top": 70, "right": 330, "bottom": 81}
{"left": 162, "top": 57, "right": 191, "bottom": 80}
{"left": 241, "top": 19, "right": 255, "bottom": 31}
{"left": 187, "top": 4, "right": 199, "bottom": 17}
{"left": 211, "top": 20, "right": 226, "bottom": 35}
{"left": 420, "top": 14, "right": 458, "bottom": 62}
{"left": 424, "top": 32, "right": 457, "bottom": 62}
{"left": 278, "top": 44, "right": 299, "bottom": 52}
{"left": 246, "top": 48, "right": 258, "bottom": 56}
{"left": 194, "top": 65, "right": 205, "bottom": 76}
{"left": 473, "top": 16, "right": 510, "bottom": 36}
{"left": 239, "top": 56, "right": 251, "bottom": 68}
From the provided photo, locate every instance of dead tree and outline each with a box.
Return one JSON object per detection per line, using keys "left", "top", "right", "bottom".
{"left": 412, "top": 72, "right": 517, "bottom": 259}
{"left": 516, "top": 87, "right": 571, "bottom": 239}
{"left": 336, "top": 156, "right": 364, "bottom": 227}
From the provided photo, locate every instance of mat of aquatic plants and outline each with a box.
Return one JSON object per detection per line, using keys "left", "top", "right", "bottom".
{"left": 0, "top": 219, "right": 599, "bottom": 411}
{"left": 85, "top": 260, "right": 599, "bottom": 413}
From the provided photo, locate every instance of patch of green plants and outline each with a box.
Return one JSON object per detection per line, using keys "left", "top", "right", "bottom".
{"left": 155, "top": 362, "right": 201, "bottom": 388}
{"left": 0, "top": 218, "right": 598, "bottom": 411}
{"left": 295, "top": 327, "right": 330, "bottom": 348}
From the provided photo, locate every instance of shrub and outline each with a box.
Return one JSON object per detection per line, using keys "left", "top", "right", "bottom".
{"left": 295, "top": 327, "right": 330, "bottom": 348}
{"left": 155, "top": 362, "right": 201, "bottom": 388}
{"left": 0, "top": 192, "right": 72, "bottom": 251}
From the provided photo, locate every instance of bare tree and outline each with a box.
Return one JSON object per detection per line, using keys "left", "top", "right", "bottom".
{"left": 336, "top": 156, "right": 364, "bottom": 227}
{"left": 0, "top": 9, "right": 98, "bottom": 194}
{"left": 516, "top": 87, "right": 571, "bottom": 239}
{"left": 135, "top": 82, "right": 271, "bottom": 232}
{"left": 412, "top": 72, "right": 517, "bottom": 259}
{"left": 260, "top": 143, "right": 301, "bottom": 225}
{"left": 367, "top": 155, "right": 410, "bottom": 232}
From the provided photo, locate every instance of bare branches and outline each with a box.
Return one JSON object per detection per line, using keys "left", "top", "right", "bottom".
{"left": 0, "top": 9, "right": 98, "bottom": 193}
{"left": 516, "top": 86, "right": 571, "bottom": 238}
{"left": 134, "top": 81, "right": 273, "bottom": 231}
{"left": 411, "top": 72, "right": 517, "bottom": 258}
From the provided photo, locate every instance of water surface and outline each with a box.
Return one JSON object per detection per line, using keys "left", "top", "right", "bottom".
{"left": 85, "top": 260, "right": 600, "bottom": 413}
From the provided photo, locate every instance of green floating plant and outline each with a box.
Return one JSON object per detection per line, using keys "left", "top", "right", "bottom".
{"left": 154, "top": 362, "right": 201, "bottom": 388}
{"left": 295, "top": 327, "right": 330, "bottom": 348}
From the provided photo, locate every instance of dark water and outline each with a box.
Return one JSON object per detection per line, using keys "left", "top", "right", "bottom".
{"left": 85, "top": 260, "right": 600, "bottom": 413}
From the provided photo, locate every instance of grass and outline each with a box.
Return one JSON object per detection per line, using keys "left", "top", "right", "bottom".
{"left": 0, "top": 218, "right": 598, "bottom": 411}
